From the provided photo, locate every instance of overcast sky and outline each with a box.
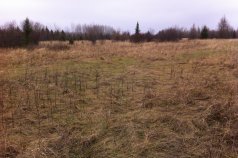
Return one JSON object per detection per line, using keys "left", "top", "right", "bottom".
{"left": 1, "top": 0, "right": 238, "bottom": 32}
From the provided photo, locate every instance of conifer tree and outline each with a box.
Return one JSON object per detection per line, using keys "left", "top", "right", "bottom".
{"left": 60, "top": 30, "right": 66, "bottom": 41}
{"left": 135, "top": 22, "right": 140, "bottom": 35}
{"left": 22, "top": 18, "right": 32, "bottom": 45}
{"left": 200, "top": 26, "right": 209, "bottom": 39}
{"left": 133, "top": 22, "right": 141, "bottom": 43}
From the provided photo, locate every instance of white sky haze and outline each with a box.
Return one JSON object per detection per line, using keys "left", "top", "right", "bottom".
{"left": 1, "top": 0, "right": 238, "bottom": 32}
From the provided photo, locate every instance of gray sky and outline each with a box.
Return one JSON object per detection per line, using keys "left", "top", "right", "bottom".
{"left": 1, "top": 0, "right": 238, "bottom": 32}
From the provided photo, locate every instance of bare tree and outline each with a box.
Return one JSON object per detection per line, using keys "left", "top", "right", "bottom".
{"left": 157, "top": 27, "right": 183, "bottom": 41}
{"left": 218, "top": 17, "right": 233, "bottom": 39}
{"left": 189, "top": 24, "right": 200, "bottom": 39}
{"left": 0, "top": 22, "right": 22, "bottom": 47}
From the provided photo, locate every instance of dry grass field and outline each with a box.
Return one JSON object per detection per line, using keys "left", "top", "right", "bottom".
{"left": 0, "top": 40, "right": 238, "bottom": 157}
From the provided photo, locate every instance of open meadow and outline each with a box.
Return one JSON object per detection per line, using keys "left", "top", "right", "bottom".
{"left": 0, "top": 40, "right": 238, "bottom": 157}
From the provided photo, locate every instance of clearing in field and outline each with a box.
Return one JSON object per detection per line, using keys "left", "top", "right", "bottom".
{"left": 0, "top": 40, "right": 238, "bottom": 157}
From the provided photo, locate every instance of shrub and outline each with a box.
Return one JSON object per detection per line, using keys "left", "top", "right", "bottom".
{"left": 69, "top": 39, "right": 74, "bottom": 45}
{"left": 46, "top": 43, "right": 70, "bottom": 51}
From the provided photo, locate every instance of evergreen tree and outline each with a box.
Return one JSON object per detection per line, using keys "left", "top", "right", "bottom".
{"left": 45, "top": 27, "right": 50, "bottom": 40}
{"left": 145, "top": 31, "right": 153, "bottom": 42}
{"left": 135, "top": 22, "right": 140, "bottom": 35}
{"left": 60, "top": 30, "right": 66, "bottom": 41}
{"left": 132, "top": 22, "right": 141, "bottom": 43}
{"left": 200, "top": 26, "right": 209, "bottom": 39}
{"left": 50, "top": 30, "right": 54, "bottom": 40}
{"left": 22, "top": 18, "right": 33, "bottom": 45}
{"left": 232, "top": 30, "right": 237, "bottom": 39}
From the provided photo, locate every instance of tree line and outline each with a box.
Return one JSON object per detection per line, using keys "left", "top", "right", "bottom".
{"left": 131, "top": 17, "right": 237, "bottom": 42}
{"left": 0, "top": 18, "right": 130, "bottom": 47}
{"left": 0, "top": 16, "right": 237, "bottom": 47}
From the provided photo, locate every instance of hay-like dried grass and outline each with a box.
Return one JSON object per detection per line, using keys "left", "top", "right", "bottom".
{"left": 0, "top": 39, "right": 238, "bottom": 157}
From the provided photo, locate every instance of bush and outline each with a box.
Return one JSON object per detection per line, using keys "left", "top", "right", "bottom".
{"left": 69, "top": 39, "right": 74, "bottom": 45}
{"left": 46, "top": 43, "right": 70, "bottom": 51}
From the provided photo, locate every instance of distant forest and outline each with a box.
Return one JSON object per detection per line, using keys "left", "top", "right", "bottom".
{"left": 0, "top": 17, "right": 237, "bottom": 47}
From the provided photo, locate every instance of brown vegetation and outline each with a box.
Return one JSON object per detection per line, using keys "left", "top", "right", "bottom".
{"left": 0, "top": 40, "right": 238, "bottom": 157}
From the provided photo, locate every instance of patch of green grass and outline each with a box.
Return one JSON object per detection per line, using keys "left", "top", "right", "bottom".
{"left": 176, "top": 50, "right": 215, "bottom": 62}
{"left": 49, "top": 56, "right": 138, "bottom": 76}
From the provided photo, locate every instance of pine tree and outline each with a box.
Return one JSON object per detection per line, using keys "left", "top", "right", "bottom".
{"left": 60, "top": 30, "right": 66, "bottom": 41}
{"left": 133, "top": 22, "right": 141, "bottom": 43}
{"left": 135, "top": 22, "right": 140, "bottom": 35}
{"left": 45, "top": 27, "right": 50, "bottom": 40}
{"left": 22, "top": 18, "right": 33, "bottom": 45}
{"left": 200, "top": 26, "right": 209, "bottom": 39}
{"left": 232, "top": 30, "right": 237, "bottom": 39}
